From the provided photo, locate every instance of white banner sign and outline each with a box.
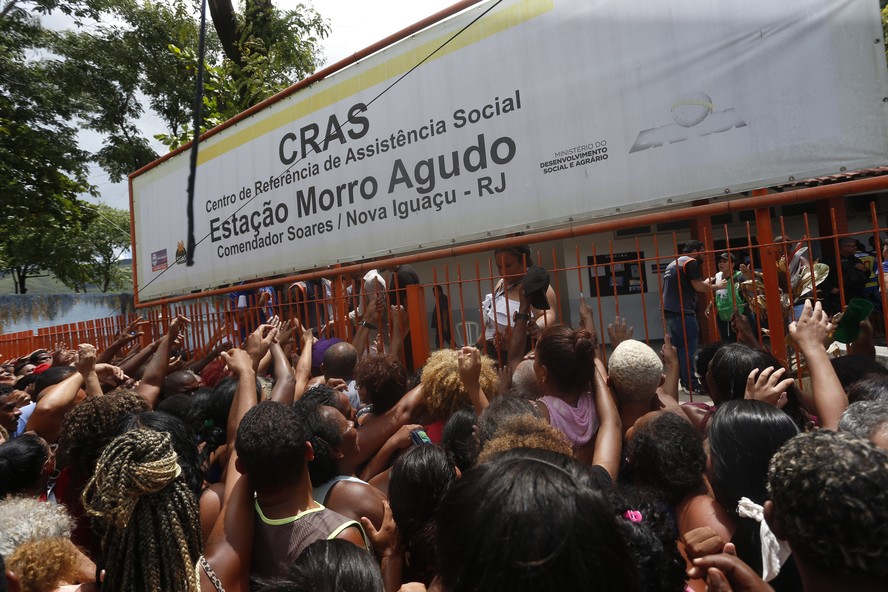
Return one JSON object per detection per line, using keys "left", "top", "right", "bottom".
{"left": 131, "top": 0, "right": 888, "bottom": 301}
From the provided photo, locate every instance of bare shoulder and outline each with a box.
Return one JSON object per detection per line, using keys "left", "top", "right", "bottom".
{"left": 335, "top": 521, "right": 369, "bottom": 548}
{"left": 327, "top": 479, "right": 386, "bottom": 530}
{"left": 199, "top": 482, "right": 225, "bottom": 542}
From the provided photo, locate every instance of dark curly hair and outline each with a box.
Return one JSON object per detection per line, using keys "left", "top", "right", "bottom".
{"left": 58, "top": 388, "right": 149, "bottom": 484}
{"left": 768, "top": 430, "right": 888, "bottom": 582}
{"left": 606, "top": 486, "right": 686, "bottom": 592}
{"left": 477, "top": 395, "right": 539, "bottom": 449}
{"left": 623, "top": 412, "right": 706, "bottom": 506}
{"left": 534, "top": 325, "right": 597, "bottom": 394}
{"left": 353, "top": 355, "right": 407, "bottom": 414}
{"left": 236, "top": 401, "right": 307, "bottom": 491}
{"left": 295, "top": 398, "right": 344, "bottom": 487}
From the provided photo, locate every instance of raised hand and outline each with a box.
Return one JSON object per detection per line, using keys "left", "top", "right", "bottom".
{"left": 244, "top": 321, "right": 279, "bottom": 365}
{"left": 292, "top": 317, "right": 314, "bottom": 346}
{"left": 95, "top": 363, "right": 127, "bottom": 385}
{"left": 277, "top": 318, "right": 295, "bottom": 349}
{"left": 457, "top": 346, "right": 482, "bottom": 391}
{"left": 788, "top": 300, "right": 834, "bottom": 350}
{"left": 661, "top": 333, "right": 678, "bottom": 366}
{"left": 578, "top": 293, "right": 595, "bottom": 334}
{"left": 74, "top": 344, "right": 97, "bottom": 375}
{"left": 681, "top": 526, "right": 728, "bottom": 561}
{"left": 607, "top": 315, "right": 634, "bottom": 347}
{"left": 167, "top": 314, "right": 190, "bottom": 340}
{"left": 495, "top": 364, "right": 512, "bottom": 395}
{"left": 745, "top": 366, "right": 793, "bottom": 408}
{"left": 115, "top": 317, "right": 146, "bottom": 343}
{"left": 221, "top": 348, "right": 253, "bottom": 377}
{"left": 53, "top": 343, "right": 76, "bottom": 366}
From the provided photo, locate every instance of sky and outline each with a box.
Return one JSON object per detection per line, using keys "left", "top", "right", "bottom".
{"left": 79, "top": 0, "right": 463, "bottom": 212}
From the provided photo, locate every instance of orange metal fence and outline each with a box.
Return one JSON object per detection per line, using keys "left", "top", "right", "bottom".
{"left": 3, "top": 181, "right": 888, "bottom": 387}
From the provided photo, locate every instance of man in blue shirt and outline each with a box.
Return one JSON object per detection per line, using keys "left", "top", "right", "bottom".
{"left": 661, "top": 240, "right": 725, "bottom": 392}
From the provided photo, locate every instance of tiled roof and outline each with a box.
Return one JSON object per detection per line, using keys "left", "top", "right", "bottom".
{"left": 774, "top": 166, "right": 888, "bottom": 190}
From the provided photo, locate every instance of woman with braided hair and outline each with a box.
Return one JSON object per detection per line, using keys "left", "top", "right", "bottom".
{"left": 82, "top": 428, "right": 202, "bottom": 592}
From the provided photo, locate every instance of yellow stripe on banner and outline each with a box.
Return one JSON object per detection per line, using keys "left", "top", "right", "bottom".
{"left": 196, "top": 0, "right": 553, "bottom": 166}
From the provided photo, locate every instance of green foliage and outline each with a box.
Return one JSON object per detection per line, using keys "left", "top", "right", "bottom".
{"left": 0, "top": 5, "right": 94, "bottom": 294}
{"left": 156, "top": 1, "right": 329, "bottom": 149}
{"left": 883, "top": 7, "right": 888, "bottom": 67}
{"left": 1, "top": 0, "right": 327, "bottom": 294}
{"left": 51, "top": 204, "right": 132, "bottom": 292}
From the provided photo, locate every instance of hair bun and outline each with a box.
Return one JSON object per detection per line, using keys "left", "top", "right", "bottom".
{"left": 573, "top": 329, "right": 597, "bottom": 358}
{"left": 83, "top": 429, "right": 182, "bottom": 528}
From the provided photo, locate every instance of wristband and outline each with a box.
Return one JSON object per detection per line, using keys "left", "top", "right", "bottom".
{"left": 359, "top": 320, "right": 378, "bottom": 331}
{"left": 513, "top": 311, "right": 531, "bottom": 322}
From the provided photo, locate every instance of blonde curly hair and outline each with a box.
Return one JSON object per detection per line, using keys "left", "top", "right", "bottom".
{"left": 7, "top": 537, "right": 81, "bottom": 592}
{"left": 476, "top": 415, "right": 574, "bottom": 464}
{"left": 421, "top": 349, "right": 498, "bottom": 418}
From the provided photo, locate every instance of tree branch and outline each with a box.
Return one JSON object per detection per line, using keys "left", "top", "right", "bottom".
{"left": 208, "top": 0, "right": 243, "bottom": 66}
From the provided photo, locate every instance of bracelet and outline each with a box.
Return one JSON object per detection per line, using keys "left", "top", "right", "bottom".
{"left": 359, "top": 320, "right": 378, "bottom": 331}
{"left": 513, "top": 311, "right": 531, "bottom": 322}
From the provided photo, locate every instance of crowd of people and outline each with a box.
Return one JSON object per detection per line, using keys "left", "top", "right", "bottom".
{"left": 662, "top": 235, "right": 888, "bottom": 393}
{"left": 0, "top": 239, "right": 886, "bottom": 592}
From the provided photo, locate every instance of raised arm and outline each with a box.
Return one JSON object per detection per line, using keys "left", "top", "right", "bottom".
{"left": 387, "top": 305, "right": 408, "bottom": 365}
{"left": 532, "top": 286, "right": 558, "bottom": 329}
{"left": 351, "top": 298, "right": 382, "bottom": 357}
{"left": 244, "top": 318, "right": 278, "bottom": 374}
{"left": 136, "top": 314, "right": 189, "bottom": 409}
{"left": 291, "top": 318, "right": 314, "bottom": 399}
{"left": 186, "top": 339, "right": 231, "bottom": 375}
{"left": 97, "top": 317, "right": 145, "bottom": 364}
{"left": 117, "top": 339, "right": 159, "bottom": 380}
{"left": 25, "top": 371, "right": 84, "bottom": 443}
{"left": 458, "top": 346, "right": 490, "bottom": 414}
{"left": 268, "top": 324, "right": 297, "bottom": 405}
{"left": 591, "top": 358, "right": 621, "bottom": 480}
{"left": 77, "top": 344, "right": 103, "bottom": 398}
{"left": 354, "top": 384, "right": 426, "bottom": 467}
{"left": 789, "top": 299, "right": 844, "bottom": 429}
{"left": 200, "top": 348, "right": 257, "bottom": 592}
{"left": 508, "top": 293, "right": 533, "bottom": 374}
{"left": 358, "top": 423, "right": 423, "bottom": 482}
{"left": 659, "top": 333, "right": 680, "bottom": 401}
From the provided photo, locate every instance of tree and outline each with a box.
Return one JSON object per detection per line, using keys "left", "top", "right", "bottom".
{"left": 52, "top": 204, "right": 132, "bottom": 292}
{"left": 156, "top": 0, "right": 330, "bottom": 148}
{"left": 1, "top": 0, "right": 328, "bottom": 293}
{"left": 49, "top": 0, "right": 330, "bottom": 161}
{"left": 0, "top": 4, "right": 94, "bottom": 293}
